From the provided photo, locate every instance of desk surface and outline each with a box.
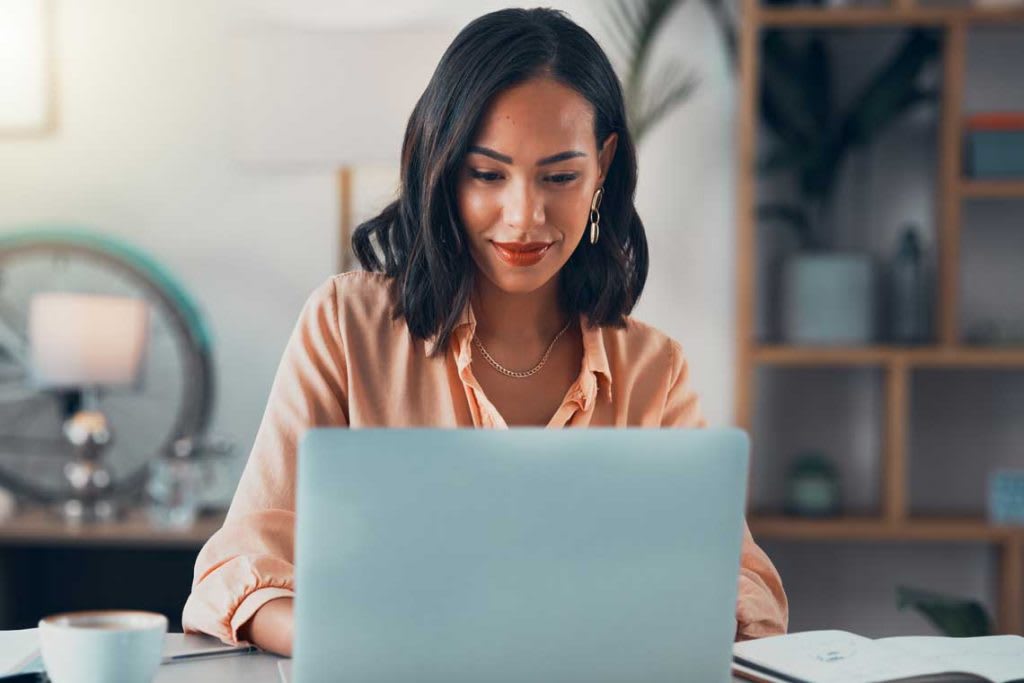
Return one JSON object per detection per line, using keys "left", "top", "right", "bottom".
{"left": 153, "top": 650, "right": 747, "bottom": 682}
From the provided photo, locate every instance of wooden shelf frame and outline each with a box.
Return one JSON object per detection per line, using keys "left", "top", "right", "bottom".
{"left": 749, "top": 516, "right": 1021, "bottom": 542}
{"left": 758, "top": 5, "right": 1024, "bottom": 27}
{"left": 961, "top": 179, "right": 1024, "bottom": 199}
{"left": 752, "top": 345, "right": 1024, "bottom": 367}
{"left": 736, "top": 0, "right": 1024, "bottom": 635}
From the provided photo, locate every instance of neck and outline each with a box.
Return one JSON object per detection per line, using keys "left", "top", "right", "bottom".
{"left": 472, "top": 274, "right": 568, "bottom": 346}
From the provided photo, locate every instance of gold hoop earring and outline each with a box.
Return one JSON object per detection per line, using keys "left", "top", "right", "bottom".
{"left": 589, "top": 187, "right": 604, "bottom": 245}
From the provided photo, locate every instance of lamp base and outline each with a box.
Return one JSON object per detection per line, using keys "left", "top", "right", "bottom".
{"left": 59, "top": 409, "right": 118, "bottom": 525}
{"left": 59, "top": 497, "right": 118, "bottom": 523}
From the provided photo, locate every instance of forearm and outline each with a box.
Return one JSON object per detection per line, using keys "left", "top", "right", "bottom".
{"left": 238, "top": 597, "right": 295, "bottom": 657}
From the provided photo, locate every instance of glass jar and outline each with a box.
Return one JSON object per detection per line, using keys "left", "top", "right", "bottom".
{"left": 146, "top": 435, "right": 232, "bottom": 529}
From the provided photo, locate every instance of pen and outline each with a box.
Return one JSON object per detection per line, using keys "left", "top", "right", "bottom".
{"left": 161, "top": 645, "right": 256, "bottom": 664}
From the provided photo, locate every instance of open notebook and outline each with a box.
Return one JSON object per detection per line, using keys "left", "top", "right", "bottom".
{"left": 733, "top": 630, "right": 1024, "bottom": 683}
{"left": 1, "top": 629, "right": 252, "bottom": 675}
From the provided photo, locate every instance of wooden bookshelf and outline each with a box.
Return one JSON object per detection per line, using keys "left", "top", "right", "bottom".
{"left": 736, "top": 0, "right": 1024, "bottom": 636}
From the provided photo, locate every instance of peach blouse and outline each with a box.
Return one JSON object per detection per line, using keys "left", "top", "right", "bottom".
{"left": 182, "top": 271, "right": 787, "bottom": 644}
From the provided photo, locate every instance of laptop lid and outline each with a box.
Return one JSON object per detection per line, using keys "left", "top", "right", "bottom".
{"left": 293, "top": 428, "right": 748, "bottom": 683}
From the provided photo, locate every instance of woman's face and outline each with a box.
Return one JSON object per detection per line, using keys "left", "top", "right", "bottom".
{"left": 456, "top": 77, "right": 618, "bottom": 296}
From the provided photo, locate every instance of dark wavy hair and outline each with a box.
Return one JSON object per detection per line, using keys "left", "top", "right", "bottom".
{"left": 352, "top": 7, "right": 648, "bottom": 355}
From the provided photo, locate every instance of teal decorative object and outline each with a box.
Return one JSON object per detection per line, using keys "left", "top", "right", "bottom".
{"left": 989, "top": 470, "right": 1024, "bottom": 525}
{"left": 785, "top": 451, "right": 841, "bottom": 517}
{"left": 0, "top": 226, "right": 215, "bottom": 507}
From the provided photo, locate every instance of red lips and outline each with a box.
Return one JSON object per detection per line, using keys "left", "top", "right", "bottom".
{"left": 491, "top": 241, "right": 553, "bottom": 267}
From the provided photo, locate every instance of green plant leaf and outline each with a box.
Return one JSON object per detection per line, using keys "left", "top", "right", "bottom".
{"left": 897, "top": 586, "right": 993, "bottom": 638}
{"left": 702, "top": 0, "right": 738, "bottom": 70}
{"left": 758, "top": 143, "right": 812, "bottom": 175}
{"left": 757, "top": 203, "right": 814, "bottom": 249}
{"left": 603, "top": 0, "right": 692, "bottom": 141}
{"left": 841, "top": 30, "right": 940, "bottom": 148}
{"left": 633, "top": 62, "right": 699, "bottom": 140}
{"left": 760, "top": 31, "right": 820, "bottom": 150}
{"left": 804, "top": 36, "right": 832, "bottom": 132}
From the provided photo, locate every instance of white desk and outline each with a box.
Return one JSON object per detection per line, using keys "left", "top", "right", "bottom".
{"left": 153, "top": 649, "right": 748, "bottom": 682}
{"left": 16, "top": 633, "right": 747, "bottom": 681}
{"left": 156, "top": 652, "right": 285, "bottom": 682}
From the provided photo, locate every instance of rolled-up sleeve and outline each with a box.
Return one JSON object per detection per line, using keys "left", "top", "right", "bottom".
{"left": 662, "top": 340, "right": 788, "bottom": 641}
{"left": 182, "top": 277, "right": 349, "bottom": 645}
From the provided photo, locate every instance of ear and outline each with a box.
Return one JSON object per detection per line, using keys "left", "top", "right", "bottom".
{"left": 597, "top": 132, "right": 619, "bottom": 184}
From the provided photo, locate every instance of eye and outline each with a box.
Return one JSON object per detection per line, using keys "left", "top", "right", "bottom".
{"left": 469, "top": 169, "right": 502, "bottom": 183}
{"left": 546, "top": 173, "right": 579, "bottom": 185}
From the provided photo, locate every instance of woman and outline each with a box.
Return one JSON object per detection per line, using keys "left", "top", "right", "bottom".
{"left": 183, "top": 7, "right": 787, "bottom": 656}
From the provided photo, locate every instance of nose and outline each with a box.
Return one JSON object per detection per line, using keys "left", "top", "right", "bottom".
{"left": 501, "top": 178, "right": 545, "bottom": 232}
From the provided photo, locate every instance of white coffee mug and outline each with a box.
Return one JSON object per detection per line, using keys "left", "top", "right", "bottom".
{"left": 38, "top": 610, "right": 167, "bottom": 683}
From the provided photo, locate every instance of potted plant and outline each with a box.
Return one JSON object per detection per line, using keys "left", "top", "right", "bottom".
{"left": 704, "top": 4, "right": 940, "bottom": 344}
{"left": 763, "top": 29, "right": 939, "bottom": 344}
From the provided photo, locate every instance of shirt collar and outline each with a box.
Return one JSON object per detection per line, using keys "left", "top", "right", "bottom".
{"left": 424, "top": 302, "right": 613, "bottom": 402}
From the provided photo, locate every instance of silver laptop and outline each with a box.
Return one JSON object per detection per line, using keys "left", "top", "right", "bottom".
{"left": 291, "top": 428, "right": 748, "bottom": 683}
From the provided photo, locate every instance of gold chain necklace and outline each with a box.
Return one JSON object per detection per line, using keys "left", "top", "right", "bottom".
{"left": 472, "top": 320, "right": 572, "bottom": 379}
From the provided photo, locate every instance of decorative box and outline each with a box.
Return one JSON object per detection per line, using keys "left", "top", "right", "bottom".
{"left": 966, "top": 113, "right": 1024, "bottom": 179}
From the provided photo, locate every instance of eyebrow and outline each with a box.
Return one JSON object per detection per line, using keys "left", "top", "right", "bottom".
{"left": 467, "top": 146, "right": 587, "bottom": 166}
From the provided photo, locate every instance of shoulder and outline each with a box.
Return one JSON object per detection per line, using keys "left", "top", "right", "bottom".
{"left": 599, "top": 315, "right": 688, "bottom": 376}
{"left": 303, "top": 271, "right": 400, "bottom": 336}
{"left": 602, "top": 316, "right": 704, "bottom": 426}
{"left": 301, "top": 270, "right": 393, "bottom": 321}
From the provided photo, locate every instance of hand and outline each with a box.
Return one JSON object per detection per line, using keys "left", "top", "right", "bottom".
{"left": 237, "top": 596, "right": 294, "bottom": 657}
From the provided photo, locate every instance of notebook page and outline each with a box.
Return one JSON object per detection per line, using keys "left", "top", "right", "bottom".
{"left": 0, "top": 628, "right": 40, "bottom": 675}
{"left": 733, "top": 630, "right": 951, "bottom": 683}
{"left": 880, "top": 635, "right": 1024, "bottom": 683}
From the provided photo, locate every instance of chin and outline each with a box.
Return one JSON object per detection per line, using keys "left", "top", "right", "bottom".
{"left": 480, "top": 265, "right": 560, "bottom": 296}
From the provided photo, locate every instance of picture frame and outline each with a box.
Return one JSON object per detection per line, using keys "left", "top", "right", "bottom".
{"left": 0, "top": 0, "right": 57, "bottom": 137}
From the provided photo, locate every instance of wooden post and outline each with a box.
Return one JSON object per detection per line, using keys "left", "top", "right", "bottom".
{"left": 998, "top": 536, "right": 1023, "bottom": 635}
{"left": 735, "top": 0, "right": 762, "bottom": 514}
{"left": 735, "top": 0, "right": 760, "bottom": 435}
{"left": 338, "top": 166, "right": 353, "bottom": 273}
{"left": 938, "top": 22, "right": 966, "bottom": 346}
{"left": 884, "top": 361, "right": 909, "bottom": 523}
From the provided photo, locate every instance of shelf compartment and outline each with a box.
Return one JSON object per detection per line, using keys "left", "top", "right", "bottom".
{"left": 909, "top": 368, "right": 1024, "bottom": 518}
{"left": 753, "top": 367, "right": 886, "bottom": 517}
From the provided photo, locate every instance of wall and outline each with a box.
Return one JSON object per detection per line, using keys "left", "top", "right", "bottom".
{"left": 0, "top": 0, "right": 737, "bottom": 494}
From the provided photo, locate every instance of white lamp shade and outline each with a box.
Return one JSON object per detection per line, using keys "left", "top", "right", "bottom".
{"left": 28, "top": 293, "right": 149, "bottom": 388}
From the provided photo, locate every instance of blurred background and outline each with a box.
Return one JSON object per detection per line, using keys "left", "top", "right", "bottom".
{"left": 0, "top": 0, "right": 1021, "bottom": 641}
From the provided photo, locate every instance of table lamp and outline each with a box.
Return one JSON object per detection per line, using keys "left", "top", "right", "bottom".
{"left": 28, "top": 292, "right": 148, "bottom": 522}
